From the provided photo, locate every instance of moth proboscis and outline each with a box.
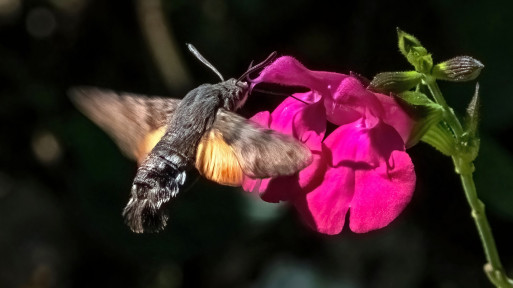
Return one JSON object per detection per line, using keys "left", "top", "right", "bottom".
{"left": 69, "top": 45, "right": 312, "bottom": 233}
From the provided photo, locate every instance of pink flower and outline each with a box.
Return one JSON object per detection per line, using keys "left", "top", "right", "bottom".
{"left": 243, "top": 57, "right": 417, "bottom": 235}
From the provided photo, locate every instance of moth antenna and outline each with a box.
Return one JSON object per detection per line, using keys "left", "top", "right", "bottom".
{"left": 187, "top": 43, "right": 224, "bottom": 81}
{"left": 238, "top": 51, "right": 277, "bottom": 83}
{"left": 252, "top": 88, "right": 312, "bottom": 105}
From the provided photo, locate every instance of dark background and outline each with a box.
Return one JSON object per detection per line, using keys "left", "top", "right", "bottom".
{"left": 1, "top": 0, "right": 513, "bottom": 287}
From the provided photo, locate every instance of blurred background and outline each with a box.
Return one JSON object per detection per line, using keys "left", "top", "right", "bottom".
{"left": 1, "top": 0, "right": 513, "bottom": 287}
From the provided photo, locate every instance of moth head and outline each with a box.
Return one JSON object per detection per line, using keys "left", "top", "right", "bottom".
{"left": 223, "top": 78, "right": 249, "bottom": 110}
{"left": 229, "top": 51, "right": 277, "bottom": 110}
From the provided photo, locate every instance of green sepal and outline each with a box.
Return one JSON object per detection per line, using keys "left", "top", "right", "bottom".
{"left": 397, "top": 28, "right": 433, "bottom": 73}
{"left": 397, "top": 90, "right": 436, "bottom": 107}
{"left": 433, "top": 56, "right": 484, "bottom": 82}
{"left": 397, "top": 28, "right": 423, "bottom": 57}
{"left": 421, "top": 121, "right": 457, "bottom": 156}
{"left": 465, "top": 83, "right": 480, "bottom": 137}
{"left": 369, "top": 71, "right": 422, "bottom": 94}
{"left": 395, "top": 91, "right": 444, "bottom": 147}
{"left": 460, "top": 83, "right": 481, "bottom": 162}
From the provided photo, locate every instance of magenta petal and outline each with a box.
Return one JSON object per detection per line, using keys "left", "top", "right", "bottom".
{"left": 323, "top": 120, "right": 380, "bottom": 168}
{"left": 269, "top": 96, "right": 327, "bottom": 190}
{"left": 326, "top": 77, "right": 384, "bottom": 126}
{"left": 374, "top": 93, "right": 416, "bottom": 147}
{"left": 242, "top": 175, "right": 301, "bottom": 203}
{"left": 252, "top": 56, "right": 348, "bottom": 97}
{"left": 242, "top": 95, "right": 327, "bottom": 198}
{"left": 248, "top": 110, "right": 271, "bottom": 127}
{"left": 347, "top": 123, "right": 415, "bottom": 233}
{"left": 270, "top": 96, "right": 326, "bottom": 151}
{"left": 252, "top": 56, "right": 318, "bottom": 88}
{"left": 260, "top": 175, "right": 301, "bottom": 202}
{"left": 242, "top": 111, "right": 271, "bottom": 193}
{"left": 294, "top": 166, "right": 355, "bottom": 235}
{"left": 242, "top": 177, "right": 268, "bottom": 194}
{"left": 349, "top": 150, "right": 415, "bottom": 233}
{"left": 269, "top": 96, "right": 308, "bottom": 135}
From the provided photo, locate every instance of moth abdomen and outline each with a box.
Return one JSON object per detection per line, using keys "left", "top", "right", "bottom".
{"left": 123, "top": 151, "right": 187, "bottom": 233}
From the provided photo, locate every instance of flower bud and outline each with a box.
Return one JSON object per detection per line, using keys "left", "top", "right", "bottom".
{"left": 432, "top": 56, "right": 484, "bottom": 82}
{"left": 397, "top": 28, "right": 433, "bottom": 73}
{"left": 397, "top": 28, "right": 423, "bottom": 57}
{"left": 369, "top": 71, "right": 422, "bottom": 93}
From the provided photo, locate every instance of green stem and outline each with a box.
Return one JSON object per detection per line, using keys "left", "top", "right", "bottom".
{"left": 424, "top": 76, "right": 464, "bottom": 137}
{"left": 455, "top": 165, "right": 512, "bottom": 287}
{"left": 425, "top": 76, "right": 513, "bottom": 287}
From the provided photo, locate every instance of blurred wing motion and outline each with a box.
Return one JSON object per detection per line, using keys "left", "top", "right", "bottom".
{"left": 70, "top": 87, "right": 312, "bottom": 186}
{"left": 196, "top": 109, "right": 312, "bottom": 186}
{"left": 69, "top": 87, "right": 178, "bottom": 164}
{"left": 70, "top": 87, "right": 312, "bottom": 232}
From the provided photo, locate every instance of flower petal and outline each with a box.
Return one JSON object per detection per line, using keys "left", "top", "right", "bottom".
{"left": 242, "top": 96, "right": 327, "bottom": 198}
{"left": 252, "top": 56, "right": 348, "bottom": 101}
{"left": 246, "top": 56, "right": 418, "bottom": 235}
{"left": 242, "top": 111, "right": 271, "bottom": 194}
{"left": 269, "top": 96, "right": 327, "bottom": 190}
{"left": 325, "top": 77, "right": 384, "bottom": 127}
{"left": 348, "top": 124, "right": 416, "bottom": 233}
{"left": 323, "top": 120, "right": 380, "bottom": 168}
{"left": 294, "top": 166, "right": 355, "bottom": 235}
{"left": 374, "top": 93, "right": 416, "bottom": 146}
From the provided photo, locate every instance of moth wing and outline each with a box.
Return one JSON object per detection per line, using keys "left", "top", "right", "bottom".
{"left": 195, "top": 109, "right": 312, "bottom": 185}
{"left": 196, "top": 129, "right": 245, "bottom": 186}
{"left": 69, "top": 87, "right": 179, "bottom": 163}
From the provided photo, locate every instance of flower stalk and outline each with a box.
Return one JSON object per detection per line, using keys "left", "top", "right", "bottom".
{"left": 424, "top": 75, "right": 513, "bottom": 288}
{"left": 392, "top": 29, "right": 513, "bottom": 286}
{"left": 423, "top": 75, "right": 464, "bottom": 137}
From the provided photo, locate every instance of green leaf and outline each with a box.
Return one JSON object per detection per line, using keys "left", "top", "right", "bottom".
{"left": 421, "top": 121, "right": 456, "bottom": 156}
{"left": 369, "top": 71, "right": 422, "bottom": 94}
{"left": 433, "top": 56, "right": 484, "bottom": 82}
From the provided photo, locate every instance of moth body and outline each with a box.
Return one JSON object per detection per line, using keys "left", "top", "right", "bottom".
{"left": 125, "top": 79, "right": 249, "bottom": 232}
{"left": 69, "top": 49, "right": 312, "bottom": 234}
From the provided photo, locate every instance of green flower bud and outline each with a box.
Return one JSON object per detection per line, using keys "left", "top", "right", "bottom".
{"left": 397, "top": 28, "right": 433, "bottom": 73}
{"left": 397, "top": 28, "right": 423, "bottom": 57}
{"left": 369, "top": 71, "right": 422, "bottom": 94}
{"left": 433, "top": 56, "right": 484, "bottom": 82}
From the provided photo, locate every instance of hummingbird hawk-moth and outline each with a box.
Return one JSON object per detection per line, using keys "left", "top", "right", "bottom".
{"left": 70, "top": 45, "right": 312, "bottom": 233}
